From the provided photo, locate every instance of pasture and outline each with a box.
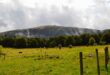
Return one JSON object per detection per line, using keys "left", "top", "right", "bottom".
{"left": 0, "top": 45, "right": 110, "bottom": 75}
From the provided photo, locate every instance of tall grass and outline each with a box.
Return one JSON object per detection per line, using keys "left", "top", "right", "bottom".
{"left": 0, "top": 45, "right": 109, "bottom": 75}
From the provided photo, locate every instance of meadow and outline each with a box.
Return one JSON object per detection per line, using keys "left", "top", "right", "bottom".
{"left": 0, "top": 45, "right": 110, "bottom": 75}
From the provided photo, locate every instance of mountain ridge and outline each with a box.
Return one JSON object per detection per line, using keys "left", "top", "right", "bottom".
{"left": 0, "top": 25, "right": 102, "bottom": 38}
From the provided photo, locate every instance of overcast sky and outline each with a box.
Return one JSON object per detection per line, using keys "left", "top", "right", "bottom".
{"left": 0, "top": 0, "right": 110, "bottom": 32}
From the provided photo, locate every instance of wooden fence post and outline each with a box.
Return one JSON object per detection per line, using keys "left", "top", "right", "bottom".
{"left": 96, "top": 49, "right": 100, "bottom": 75}
{"left": 79, "top": 52, "right": 83, "bottom": 75}
{"left": 104, "top": 47, "right": 109, "bottom": 72}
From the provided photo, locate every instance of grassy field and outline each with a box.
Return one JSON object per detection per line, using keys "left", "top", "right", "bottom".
{"left": 0, "top": 45, "right": 110, "bottom": 75}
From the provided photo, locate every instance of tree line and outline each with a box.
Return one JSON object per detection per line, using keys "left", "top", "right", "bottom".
{"left": 0, "top": 31, "right": 110, "bottom": 48}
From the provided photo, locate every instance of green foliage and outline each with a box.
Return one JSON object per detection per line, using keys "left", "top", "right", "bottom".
{"left": 65, "top": 36, "right": 75, "bottom": 46}
{"left": 80, "top": 34, "right": 90, "bottom": 45}
{"left": 15, "top": 37, "right": 28, "bottom": 48}
{"left": 101, "top": 32, "right": 110, "bottom": 44}
{"left": 27, "top": 38, "right": 38, "bottom": 48}
{"left": 58, "top": 44, "right": 62, "bottom": 49}
{"left": 99, "top": 41, "right": 106, "bottom": 45}
{"left": 56, "top": 36, "right": 66, "bottom": 46}
{"left": 88, "top": 37, "right": 96, "bottom": 45}
{"left": 0, "top": 31, "right": 110, "bottom": 48}
{"left": 74, "top": 36, "right": 82, "bottom": 45}
{"left": 2, "top": 38, "right": 15, "bottom": 47}
{"left": 48, "top": 39, "right": 57, "bottom": 47}
{"left": 91, "top": 34, "right": 100, "bottom": 44}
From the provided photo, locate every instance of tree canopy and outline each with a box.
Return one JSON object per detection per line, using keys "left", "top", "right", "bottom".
{"left": 0, "top": 32, "right": 110, "bottom": 48}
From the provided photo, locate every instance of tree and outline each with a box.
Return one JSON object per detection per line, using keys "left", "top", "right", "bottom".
{"left": 48, "top": 38, "right": 57, "bottom": 47}
{"left": 65, "top": 36, "right": 75, "bottom": 46}
{"left": 80, "top": 34, "right": 90, "bottom": 45}
{"left": 101, "top": 32, "right": 110, "bottom": 44}
{"left": 15, "top": 37, "right": 28, "bottom": 48}
{"left": 0, "top": 37, "right": 3, "bottom": 46}
{"left": 56, "top": 36, "right": 66, "bottom": 47}
{"left": 88, "top": 37, "right": 96, "bottom": 45}
{"left": 74, "top": 36, "right": 82, "bottom": 46}
{"left": 91, "top": 34, "right": 100, "bottom": 44}
{"left": 27, "top": 38, "right": 38, "bottom": 48}
{"left": 2, "top": 38, "right": 15, "bottom": 47}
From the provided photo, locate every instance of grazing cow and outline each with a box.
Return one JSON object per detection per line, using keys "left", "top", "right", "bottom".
{"left": 19, "top": 52, "right": 23, "bottom": 54}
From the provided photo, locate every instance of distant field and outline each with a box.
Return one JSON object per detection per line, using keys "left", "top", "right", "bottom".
{"left": 0, "top": 45, "right": 110, "bottom": 75}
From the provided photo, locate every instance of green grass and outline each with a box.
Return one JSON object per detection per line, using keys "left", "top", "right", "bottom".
{"left": 0, "top": 45, "right": 110, "bottom": 75}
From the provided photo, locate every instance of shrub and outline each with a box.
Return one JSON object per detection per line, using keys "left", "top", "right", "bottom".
{"left": 68, "top": 44, "right": 72, "bottom": 48}
{"left": 88, "top": 37, "right": 96, "bottom": 45}
{"left": 58, "top": 44, "right": 62, "bottom": 49}
{"left": 99, "top": 41, "right": 106, "bottom": 45}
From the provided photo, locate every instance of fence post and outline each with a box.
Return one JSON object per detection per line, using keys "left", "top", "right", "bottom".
{"left": 96, "top": 49, "right": 100, "bottom": 75}
{"left": 79, "top": 52, "right": 83, "bottom": 75}
{"left": 104, "top": 47, "right": 109, "bottom": 72}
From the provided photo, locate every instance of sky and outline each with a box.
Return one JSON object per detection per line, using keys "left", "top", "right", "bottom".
{"left": 0, "top": 0, "right": 110, "bottom": 32}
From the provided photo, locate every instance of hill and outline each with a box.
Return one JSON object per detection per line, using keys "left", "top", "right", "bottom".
{"left": 0, "top": 25, "right": 101, "bottom": 38}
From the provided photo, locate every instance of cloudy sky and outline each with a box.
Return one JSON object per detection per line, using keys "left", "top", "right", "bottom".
{"left": 0, "top": 0, "right": 110, "bottom": 32}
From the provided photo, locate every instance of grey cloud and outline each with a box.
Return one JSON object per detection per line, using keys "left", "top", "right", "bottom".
{"left": 87, "top": 0, "right": 110, "bottom": 29}
{"left": 0, "top": 0, "right": 110, "bottom": 32}
{"left": 0, "top": 19, "right": 7, "bottom": 27}
{"left": 34, "top": 6, "right": 81, "bottom": 26}
{"left": 0, "top": 0, "right": 36, "bottom": 32}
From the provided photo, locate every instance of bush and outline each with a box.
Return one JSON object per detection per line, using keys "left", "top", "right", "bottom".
{"left": 88, "top": 37, "right": 96, "bottom": 45}
{"left": 68, "top": 45, "right": 72, "bottom": 48}
{"left": 99, "top": 41, "right": 106, "bottom": 45}
{"left": 58, "top": 44, "right": 62, "bottom": 49}
{"left": 94, "top": 43, "right": 97, "bottom": 46}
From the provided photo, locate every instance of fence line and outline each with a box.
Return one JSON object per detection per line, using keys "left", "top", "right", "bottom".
{"left": 96, "top": 49, "right": 100, "bottom": 75}
{"left": 104, "top": 47, "right": 109, "bottom": 72}
{"left": 79, "top": 47, "right": 109, "bottom": 75}
{"left": 79, "top": 52, "right": 83, "bottom": 75}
